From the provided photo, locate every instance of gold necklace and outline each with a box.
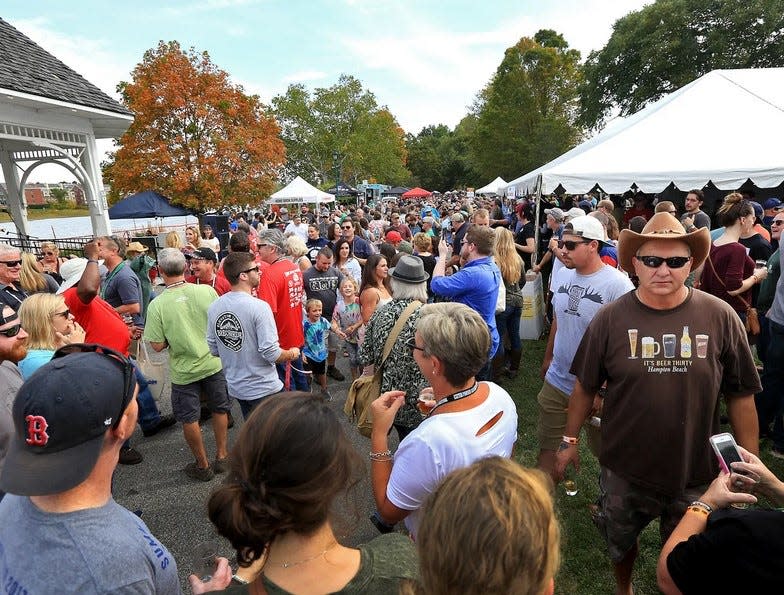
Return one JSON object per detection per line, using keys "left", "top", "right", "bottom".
{"left": 271, "top": 540, "right": 338, "bottom": 569}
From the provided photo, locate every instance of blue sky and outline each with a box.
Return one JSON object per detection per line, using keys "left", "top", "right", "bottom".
{"left": 4, "top": 0, "right": 650, "bottom": 182}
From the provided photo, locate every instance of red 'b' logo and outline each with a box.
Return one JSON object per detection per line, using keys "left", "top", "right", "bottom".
{"left": 25, "top": 415, "right": 49, "bottom": 446}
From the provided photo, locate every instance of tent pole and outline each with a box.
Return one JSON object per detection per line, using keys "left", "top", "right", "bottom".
{"left": 533, "top": 174, "right": 543, "bottom": 268}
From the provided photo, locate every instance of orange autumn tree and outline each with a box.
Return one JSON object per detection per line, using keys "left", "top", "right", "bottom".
{"left": 105, "top": 41, "right": 285, "bottom": 210}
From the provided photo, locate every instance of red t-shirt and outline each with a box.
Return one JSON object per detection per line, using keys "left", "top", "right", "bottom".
{"left": 186, "top": 274, "right": 231, "bottom": 296}
{"left": 62, "top": 287, "right": 132, "bottom": 356}
{"left": 257, "top": 258, "right": 305, "bottom": 349}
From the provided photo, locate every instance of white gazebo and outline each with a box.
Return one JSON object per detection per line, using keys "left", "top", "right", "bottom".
{"left": 0, "top": 17, "right": 133, "bottom": 237}
{"left": 475, "top": 176, "right": 507, "bottom": 196}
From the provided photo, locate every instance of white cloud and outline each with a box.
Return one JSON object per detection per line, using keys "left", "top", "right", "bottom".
{"left": 282, "top": 70, "right": 329, "bottom": 84}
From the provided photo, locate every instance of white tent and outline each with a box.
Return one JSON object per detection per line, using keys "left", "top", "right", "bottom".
{"left": 475, "top": 176, "right": 507, "bottom": 195}
{"left": 268, "top": 176, "right": 335, "bottom": 204}
{"left": 506, "top": 68, "right": 784, "bottom": 196}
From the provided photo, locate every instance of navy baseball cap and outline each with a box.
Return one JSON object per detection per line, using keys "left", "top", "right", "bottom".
{"left": 0, "top": 350, "right": 136, "bottom": 496}
{"left": 187, "top": 247, "right": 218, "bottom": 262}
{"left": 763, "top": 198, "right": 782, "bottom": 211}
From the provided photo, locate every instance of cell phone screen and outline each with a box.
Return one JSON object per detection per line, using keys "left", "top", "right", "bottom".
{"left": 717, "top": 442, "right": 743, "bottom": 467}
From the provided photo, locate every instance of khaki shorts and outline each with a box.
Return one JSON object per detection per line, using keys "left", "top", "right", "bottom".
{"left": 536, "top": 380, "right": 601, "bottom": 455}
{"left": 537, "top": 380, "right": 570, "bottom": 451}
{"left": 594, "top": 467, "right": 707, "bottom": 562}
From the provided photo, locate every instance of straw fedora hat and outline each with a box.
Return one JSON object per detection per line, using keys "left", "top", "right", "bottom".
{"left": 617, "top": 212, "right": 711, "bottom": 273}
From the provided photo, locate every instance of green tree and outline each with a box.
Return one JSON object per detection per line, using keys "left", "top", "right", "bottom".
{"left": 469, "top": 31, "right": 583, "bottom": 182}
{"left": 104, "top": 41, "right": 285, "bottom": 210}
{"left": 580, "top": 0, "right": 784, "bottom": 129}
{"left": 406, "top": 123, "right": 482, "bottom": 191}
{"left": 272, "top": 75, "right": 409, "bottom": 187}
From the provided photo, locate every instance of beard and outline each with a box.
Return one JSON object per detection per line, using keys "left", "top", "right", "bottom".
{"left": 0, "top": 338, "right": 27, "bottom": 364}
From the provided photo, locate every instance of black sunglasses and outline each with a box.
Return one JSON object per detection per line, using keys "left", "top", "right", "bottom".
{"left": 636, "top": 255, "right": 691, "bottom": 269}
{"left": 0, "top": 260, "right": 22, "bottom": 267}
{"left": 53, "top": 309, "right": 71, "bottom": 319}
{"left": 0, "top": 323, "right": 22, "bottom": 338}
{"left": 772, "top": 220, "right": 784, "bottom": 226}
{"left": 558, "top": 239, "right": 591, "bottom": 251}
{"left": 404, "top": 337, "right": 425, "bottom": 352}
{"left": 241, "top": 266, "right": 259, "bottom": 274}
{"left": 341, "top": 226, "right": 353, "bottom": 230}
{"left": 52, "top": 343, "right": 137, "bottom": 429}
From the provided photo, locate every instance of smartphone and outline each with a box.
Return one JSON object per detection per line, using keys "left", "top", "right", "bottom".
{"left": 709, "top": 432, "right": 746, "bottom": 474}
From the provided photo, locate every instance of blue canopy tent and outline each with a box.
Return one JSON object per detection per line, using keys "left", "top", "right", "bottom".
{"left": 108, "top": 191, "right": 196, "bottom": 219}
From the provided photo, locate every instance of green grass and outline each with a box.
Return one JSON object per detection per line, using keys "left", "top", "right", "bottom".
{"left": 0, "top": 206, "right": 90, "bottom": 222}
{"left": 504, "top": 337, "right": 784, "bottom": 595}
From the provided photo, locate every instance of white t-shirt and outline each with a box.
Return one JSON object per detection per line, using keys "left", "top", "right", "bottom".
{"left": 386, "top": 381, "right": 518, "bottom": 537}
{"left": 545, "top": 264, "right": 634, "bottom": 395}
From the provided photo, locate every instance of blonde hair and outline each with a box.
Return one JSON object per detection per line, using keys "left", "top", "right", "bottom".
{"left": 39, "top": 241, "right": 59, "bottom": 255}
{"left": 403, "top": 457, "right": 560, "bottom": 595}
{"left": 340, "top": 276, "right": 359, "bottom": 293}
{"left": 305, "top": 298, "right": 322, "bottom": 312}
{"left": 412, "top": 232, "right": 432, "bottom": 253}
{"left": 165, "top": 231, "right": 183, "bottom": 249}
{"left": 19, "top": 252, "right": 48, "bottom": 293}
{"left": 18, "top": 293, "right": 64, "bottom": 349}
{"left": 286, "top": 235, "right": 308, "bottom": 258}
{"left": 494, "top": 228, "right": 523, "bottom": 285}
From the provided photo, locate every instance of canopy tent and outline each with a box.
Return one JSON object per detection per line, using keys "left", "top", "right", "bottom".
{"left": 475, "top": 176, "right": 507, "bottom": 195}
{"left": 382, "top": 186, "right": 410, "bottom": 196}
{"left": 401, "top": 187, "right": 432, "bottom": 199}
{"left": 268, "top": 176, "right": 335, "bottom": 205}
{"left": 506, "top": 68, "right": 784, "bottom": 197}
{"left": 326, "top": 183, "right": 358, "bottom": 196}
{"left": 108, "top": 190, "right": 195, "bottom": 219}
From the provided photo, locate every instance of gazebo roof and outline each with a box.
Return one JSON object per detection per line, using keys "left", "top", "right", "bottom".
{"left": 0, "top": 17, "right": 132, "bottom": 120}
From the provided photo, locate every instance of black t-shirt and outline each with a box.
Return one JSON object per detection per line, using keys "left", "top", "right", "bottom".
{"left": 515, "top": 221, "right": 536, "bottom": 270}
{"left": 667, "top": 508, "right": 784, "bottom": 594}
{"left": 739, "top": 234, "right": 773, "bottom": 305}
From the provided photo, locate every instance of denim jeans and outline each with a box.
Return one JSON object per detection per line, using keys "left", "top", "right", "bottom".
{"left": 495, "top": 304, "right": 523, "bottom": 354}
{"left": 132, "top": 361, "right": 161, "bottom": 430}
{"left": 755, "top": 319, "right": 784, "bottom": 448}
{"left": 276, "top": 355, "right": 310, "bottom": 392}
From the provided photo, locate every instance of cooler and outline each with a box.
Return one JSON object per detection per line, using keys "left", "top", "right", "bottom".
{"left": 520, "top": 271, "right": 545, "bottom": 340}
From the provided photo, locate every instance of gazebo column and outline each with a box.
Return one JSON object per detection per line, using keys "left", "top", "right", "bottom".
{"left": 0, "top": 147, "right": 29, "bottom": 236}
{"left": 81, "top": 134, "right": 110, "bottom": 236}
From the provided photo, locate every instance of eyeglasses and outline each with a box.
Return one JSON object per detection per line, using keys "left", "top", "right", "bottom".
{"left": 43, "top": 251, "right": 56, "bottom": 257}
{"left": 558, "top": 239, "right": 591, "bottom": 250}
{"left": 53, "top": 309, "right": 71, "bottom": 319}
{"left": 52, "top": 343, "right": 136, "bottom": 430}
{"left": 772, "top": 220, "right": 784, "bottom": 227}
{"left": 404, "top": 337, "right": 425, "bottom": 352}
{"left": 0, "top": 260, "right": 22, "bottom": 267}
{"left": 256, "top": 243, "right": 269, "bottom": 248}
{"left": 635, "top": 255, "right": 691, "bottom": 269}
{"left": 241, "top": 266, "right": 259, "bottom": 274}
{"left": 341, "top": 226, "right": 353, "bottom": 230}
{"left": 0, "top": 323, "right": 22, "bottom": 338}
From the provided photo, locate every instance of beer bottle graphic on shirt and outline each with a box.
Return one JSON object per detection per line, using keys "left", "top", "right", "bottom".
{"left": 680, "top": 325, "right": 692, "bottom": 358}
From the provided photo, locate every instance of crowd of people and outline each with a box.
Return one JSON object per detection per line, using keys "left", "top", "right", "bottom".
{"left": 0, "top": 187, "right": 783, "bottom": 593}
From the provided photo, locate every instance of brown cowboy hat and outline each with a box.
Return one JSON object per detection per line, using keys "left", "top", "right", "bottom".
{"left": 618, "top": 212, "right": 711, "bottom": 272}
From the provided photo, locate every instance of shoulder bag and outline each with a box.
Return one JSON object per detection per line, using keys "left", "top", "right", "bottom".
{"left": 705, "top": 255, "right": 760, "bottom": 336}
{"left": 344, "top": 300, "right": 421, "bottom": 437}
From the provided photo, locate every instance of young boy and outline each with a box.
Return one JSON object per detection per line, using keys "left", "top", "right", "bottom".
{"left": 303, "top": 298, "right": 332, "bottom": 400}
{"left": 331, "top": 277, "right": 363, "bottom": 380}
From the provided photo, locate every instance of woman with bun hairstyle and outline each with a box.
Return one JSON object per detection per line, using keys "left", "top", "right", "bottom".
{"left": 401, "top": 456, "right": 560, "bottom": 595}
{"left": 190, "top": 392, "right": 417, "bottom": 594}
{"left": 700, "top": 193, "right": 767, "bottom": 323}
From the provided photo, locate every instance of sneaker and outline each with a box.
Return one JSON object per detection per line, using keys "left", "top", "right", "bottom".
{"left": 770, "top": 447, "right": 784, "bottom": 460}
{"left": 184, "top": 462, "right": 215, "bottom": 482}
{"left": 320, "top": 389, "right": 333, "bottom": 402}
{"left": 327, "top": 366, "right": 345, "bottom": 381}
{"left": 141, "top": 414, "right": 177, "bottom": 437}
{"left": 119, "top": 446, "right": 144, "bottom": 465}
{"left": 213, "top": 457, "right": 230, "bottom": 474}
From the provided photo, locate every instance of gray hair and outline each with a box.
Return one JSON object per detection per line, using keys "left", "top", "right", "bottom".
{"left": 257, "top": 228, "right": 286, "bottom": 255}
{"left": 0, "top": 243, "right": 20, "bottom": 258}
{"left": 390, "top": 277, "right": 428, "bottom": 303}
{"left": 416, "top": 303, "right": 490, "bottom": 386}
{"left": 157, "top": 248, "right": 187, "bottom": 276}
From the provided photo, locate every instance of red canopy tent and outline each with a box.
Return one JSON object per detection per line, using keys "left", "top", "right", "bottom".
{"left": 401, "top": 187, "right": 432, "bottom": 199}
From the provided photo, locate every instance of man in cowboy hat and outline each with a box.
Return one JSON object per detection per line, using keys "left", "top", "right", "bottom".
{"left": 556, "top": 212, "right": 761, "bottom": 595}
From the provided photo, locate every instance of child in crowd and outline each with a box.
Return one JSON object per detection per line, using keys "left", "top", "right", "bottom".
{"left": 303, "top": 298, "right": 332, "bottom": 400}
{"left": 331, "top": 277, "right": 363, "bottom": 380}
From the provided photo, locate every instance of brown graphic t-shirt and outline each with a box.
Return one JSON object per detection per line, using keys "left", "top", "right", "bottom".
{"left": 571, "top": 289, "right": 761, "bottom": 496}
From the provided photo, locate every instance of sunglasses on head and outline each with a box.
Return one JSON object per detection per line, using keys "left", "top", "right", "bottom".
{"left": 52, "top": 343, "right": 137, "bottom": 429}
{"left": 558, "top": 239, "right": 591, "bottom": 250}
{"left": 635, "top": 255, "right": 691, "bottom": 269}
{"left": 0, "top": 260, "right": 22, "bottom": 267}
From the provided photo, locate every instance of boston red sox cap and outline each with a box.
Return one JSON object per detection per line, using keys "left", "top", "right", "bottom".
{"left": 0, "top": 350, "right": 134, "bottom": 496}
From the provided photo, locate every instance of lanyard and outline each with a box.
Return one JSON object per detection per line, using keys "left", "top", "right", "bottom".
{"left": 100, "top": 261, "right": 125, "bottom": 299}
{"left": 427, "top": 382, "right": 479, "bottom": 417}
